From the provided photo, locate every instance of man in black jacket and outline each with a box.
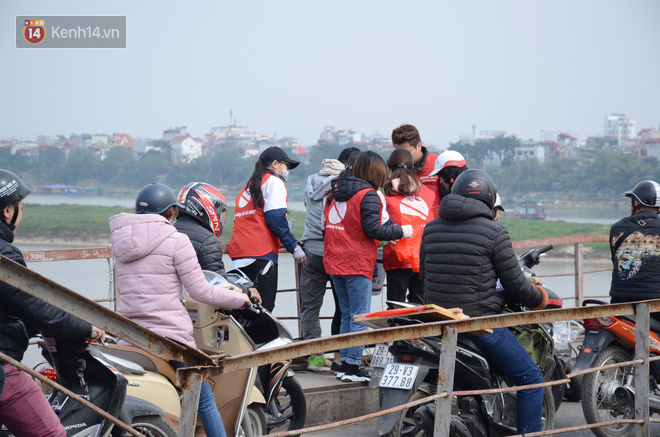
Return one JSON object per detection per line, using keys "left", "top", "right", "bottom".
{"left": 0, "top": 170, "right": 105, "bottom": 437}
{"left": 609, "top": 180, "right": 660, "bottom": 322}
{"left": 420, "top": 169, "right": 547, "bottom": 434}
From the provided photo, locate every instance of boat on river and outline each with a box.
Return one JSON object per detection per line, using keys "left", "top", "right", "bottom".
{"left": 513, "top": 203, "right": 548, "bottom": 220}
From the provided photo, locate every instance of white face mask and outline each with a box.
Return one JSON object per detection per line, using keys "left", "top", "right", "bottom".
{"left": 280, "top": 167, "right": 290, "bottom": 182}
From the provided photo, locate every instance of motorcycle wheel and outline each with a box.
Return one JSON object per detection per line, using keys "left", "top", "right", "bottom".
{"left": 563, "top": 362, "right": 583, "bottom": 402}
{"left": 542, "top": 386, "right": 556, "bottom": 430}
{"left": 266, "top": 376, "right": 307, "bottom": 433}
{"left": 245, "top": 404, "right": 267, "bottom": 437}
{"left": 131, "top": 415, "right": 177, "bottom": 437}
{"left": 383, "top": 389, "right": 430, "bottom": 437}
{"left": 550, "top": 359, "right": 566, "bottom": 411}
{"left": 581, "top": 345, "right": 635, "bottom": 437}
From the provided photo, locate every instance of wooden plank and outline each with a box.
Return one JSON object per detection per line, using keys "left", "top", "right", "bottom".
{"left": 354, "top": 304, "right": 491, "bottom": 334}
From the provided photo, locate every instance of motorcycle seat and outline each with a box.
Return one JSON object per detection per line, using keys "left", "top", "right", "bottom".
{"left": 619, "top": 314, "right": 660, "bottom": 334}
{"left": 100, "top": 344, "right": 179, "bottom": 387}
{"left": 457, "top": 335, "right": 486, "bottom": 356}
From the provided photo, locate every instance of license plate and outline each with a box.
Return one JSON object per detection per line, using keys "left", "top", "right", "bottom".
{"left": 371, "top": 344, "right": 394, "bottom": 368}
{"left": 379, "top": 363, "right": 419, "bottom": 390}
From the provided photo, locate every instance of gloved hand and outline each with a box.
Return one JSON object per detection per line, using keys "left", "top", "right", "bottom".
{"left": 293, "top": 245, "right": 307, "bottom": 264}
{"left": 529, "top": 284, "right": 549, "bottom": 311}
{"left": 401, "top": 225, "right": 413, "bottom": 239}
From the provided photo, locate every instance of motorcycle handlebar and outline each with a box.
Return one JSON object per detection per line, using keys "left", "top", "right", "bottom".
{"left": 538, "top": 245, "right": 553, "bottom": 255}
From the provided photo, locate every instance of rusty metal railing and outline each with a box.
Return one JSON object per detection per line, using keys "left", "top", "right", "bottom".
{"left": 4, "top": 246, "right": 658, "bottom": 436}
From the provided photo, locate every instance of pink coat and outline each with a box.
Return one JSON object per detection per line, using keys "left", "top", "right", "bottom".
{"left": 110, "top": 212, "right": 246, "bottom": 348}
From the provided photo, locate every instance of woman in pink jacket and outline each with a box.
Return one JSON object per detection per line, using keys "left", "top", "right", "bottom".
{"left": 110, "top": 183, "right": 249, "bottom": 437}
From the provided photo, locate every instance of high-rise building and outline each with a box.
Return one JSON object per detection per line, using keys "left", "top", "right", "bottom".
{"left": 604, "top": 114, "right": 636, "bottom": 147}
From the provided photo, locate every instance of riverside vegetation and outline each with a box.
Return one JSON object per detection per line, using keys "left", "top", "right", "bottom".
{"left": 18, "top": 204, "right": 611, "bottom": 258}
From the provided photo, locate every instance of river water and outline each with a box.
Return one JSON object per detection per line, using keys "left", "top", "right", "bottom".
{"left": 18, "top": 194, "right": 620, "bottom": 367}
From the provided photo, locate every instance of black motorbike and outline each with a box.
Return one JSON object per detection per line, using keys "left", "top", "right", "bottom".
{"left": 1, "top": 335, "right": 176, "bottom": 437}
{"left": 376, "top": 245, "right": 564, "bottom": 437}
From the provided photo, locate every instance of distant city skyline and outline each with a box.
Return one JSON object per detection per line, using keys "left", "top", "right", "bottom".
{"left": 2, "top": 1, "right": 659, "bottom": 149}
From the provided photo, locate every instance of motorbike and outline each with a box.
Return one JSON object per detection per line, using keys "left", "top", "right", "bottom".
{"left": 187, "top": 266, "right": 307, "bottom": 434}
{"left": 374, "top": 245, "right": 564, "bottom": 437}
{"left": 573, "top": 299, "right": 660, "bottom": 437}
{"left": 2, "top": 335, "right": 176, "bottom": 437}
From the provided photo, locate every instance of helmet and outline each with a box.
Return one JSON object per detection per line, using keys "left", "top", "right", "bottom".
{"left": 429, "top": 150, "right": 467, "bottom": 178}
{"left": 135, "top": 183, "right": 179, "bottom": 214}
{"left": 0, "top": 170, "right": 31, "bottom": 210}
{"left": 451, "top": 169, "right": 497, "bottom": 209}
{"left": 177, "top": 182, "right": 228, "bottom": 237}
{"left": 624, "top": 180, "right": 660, "bottom": 208}
{"left": 494, "top": 193, "right": 505, "bottom": 212}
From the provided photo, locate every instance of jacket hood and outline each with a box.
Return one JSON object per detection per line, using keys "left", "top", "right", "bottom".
{"left": 439, "top": 193, "right": 494, "bottom": 221}
{"left": 318, "top": 159, "right": 345, "bottom": 176}
{"left": 306, "top": 173, "right": 338, "bottom": 202}
{"left": 330, "top": 176, "right": 373, "bottom": 202}
{"left": 109, "top": 212, "right": 177, "bottom": 263}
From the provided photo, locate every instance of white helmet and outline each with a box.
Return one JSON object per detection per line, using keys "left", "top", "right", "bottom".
{"left": 429, "top": 150, "right": 467, "bottom": 177}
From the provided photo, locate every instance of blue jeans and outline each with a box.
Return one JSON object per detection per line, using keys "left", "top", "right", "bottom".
{"left": 172, "top": 362, "right": 227, "bottom": 437}
{"left": 330, "top": 274, "right": 372, "bottom": 366}
{"left": 470, "top": 327, "right": 543, "bottom": 433}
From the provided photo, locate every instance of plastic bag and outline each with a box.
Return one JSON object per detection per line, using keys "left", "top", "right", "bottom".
{"left": 394, "top": 221, "right": 425, "bottom": 272}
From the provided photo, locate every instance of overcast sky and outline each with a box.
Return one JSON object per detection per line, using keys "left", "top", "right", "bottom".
{"left": 2, "top": 1, "right": 659, "bottom": 148}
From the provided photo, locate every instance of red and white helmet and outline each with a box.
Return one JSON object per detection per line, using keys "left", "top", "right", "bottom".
{"left": 177, "top": 182, "right": 228, "bottom": 237}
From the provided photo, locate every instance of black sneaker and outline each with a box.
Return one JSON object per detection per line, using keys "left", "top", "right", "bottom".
{"left": 340, "top": 363, "right": 370, "bottom": 383}
{"left": 335, "top": 361, "right": 346, "bottom": 379}
{"left": 330, "top": 361, "right": 342, "bottom": 375}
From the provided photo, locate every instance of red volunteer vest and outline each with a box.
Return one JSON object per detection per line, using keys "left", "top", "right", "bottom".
{"left": 323, "top": 188, "right": 380, "bottom": 278}
{"left": 228, "top": 173, "right": 282, "bottom": 259}
{"left": 417, "top": 153, "right": 440, "bottom": 216}
{"left": 383, "top": 185, "right": 435, "bottom": 270}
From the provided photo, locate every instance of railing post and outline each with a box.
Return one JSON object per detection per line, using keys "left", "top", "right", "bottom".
{"left": 295, "top": 260, "right": 303, "bottom": 339}
{"left": 435, "top": 326, "right": 458, "bottom": 436}
{"left": 179, "top": 370, "right": 203, "bottom": 437}
{"left": 634, "top": 303, "right": 650, "bottom": 437}
{"left": 574, "top": 242, "right": 584, "bottom": 307}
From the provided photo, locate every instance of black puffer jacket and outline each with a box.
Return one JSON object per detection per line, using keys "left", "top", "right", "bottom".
{"left": 420, "top": 194, "right": 543, "bottom": 317}
{"left": 609, "top": 210, "right": 660, "bottom": 304}
{"left": 328, "top": 176, "right": 404, "bottom": 241}
{"left": 0, "top": 222, "right": 92, "bottom": 362}
{"left": 174, "top": 215, "right": 226, "bottom": 276}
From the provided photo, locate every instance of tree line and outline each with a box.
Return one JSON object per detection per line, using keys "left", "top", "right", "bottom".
{"left": 2, "top": 138, "right": 656, "bottom": 200}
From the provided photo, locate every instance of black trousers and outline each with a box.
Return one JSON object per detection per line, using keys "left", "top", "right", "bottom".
{"left": 239, "top": 259, "right": 279, "bottom": 312}
{"left": 386, "top": 268, "right": 424, "bottom": 306}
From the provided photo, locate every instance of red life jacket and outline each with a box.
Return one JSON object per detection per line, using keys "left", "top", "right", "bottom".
{"left": 228, "top": 173, "right": 282, "bottom": 259}
{"left": 383, "top": 185, "right": 435, "bottom": 270}
{"left": 323, "top": 188, "right": 380, "bottom": 278}
{"left": 417, "top": 152, "right": 440, "bottom": 216}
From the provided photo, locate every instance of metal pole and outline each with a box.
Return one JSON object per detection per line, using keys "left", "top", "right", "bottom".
{"left": 434, "top": 326, "right": 458, "bottom": 436}
{"left": 634, "top": 303, "right": 650, "bottom": 437}
{"left": 295, "top": 259, "right": 303, "bottom": 340}
{"left": 574, "top": 242, "right": 584, "bottom": 307}
{"left": 178, "top": 370, "right": 203, "bottom": 437}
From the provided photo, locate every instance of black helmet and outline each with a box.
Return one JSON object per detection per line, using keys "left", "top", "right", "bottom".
{"left": 177, "top": 182, "right": 228, "bottom": 237}
{"left": 135, "top": 183, "right": 179, "bottom": 214}
{"left": 0, "top": 170, "right": 31, "bottom": 210}
{"left": 451, "top": 169, "right": 497, "bottom": 209}
{"left": 624, "top": 180, "right": 660, "bottom": 208}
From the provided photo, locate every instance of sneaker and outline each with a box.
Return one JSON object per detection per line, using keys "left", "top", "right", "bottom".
{"left": 340, "top": 363, "right": 370, "bottom": 383}
{"left": 307, "top": 355, "right": 332, "bottom": 372}
{"left": 335, "top": 361, "right": 346, "bottom": 379}
{"left": 330, "top": 361, "right": 342, "bottom": 375}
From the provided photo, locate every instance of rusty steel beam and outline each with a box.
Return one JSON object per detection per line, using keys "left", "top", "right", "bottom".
{"left": 23, "top": 247, "right": 114, "bottom": 262}
{"left": 511, "top": 234, "right": 609, "bottom": 249}
{"left": 216, "top": 301, "right": 660, "bottom": 374}
{"left": 0, "top": 255, "right": 212, "bottom": 366}
{"left": 435, "top": 326, "right": 457, "bottom": 436}
{"left": 635, "top": 303, "right": 651, "bottom": 437}
{"left": 178, "top": 370, "right": 202, "bottom": 437}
